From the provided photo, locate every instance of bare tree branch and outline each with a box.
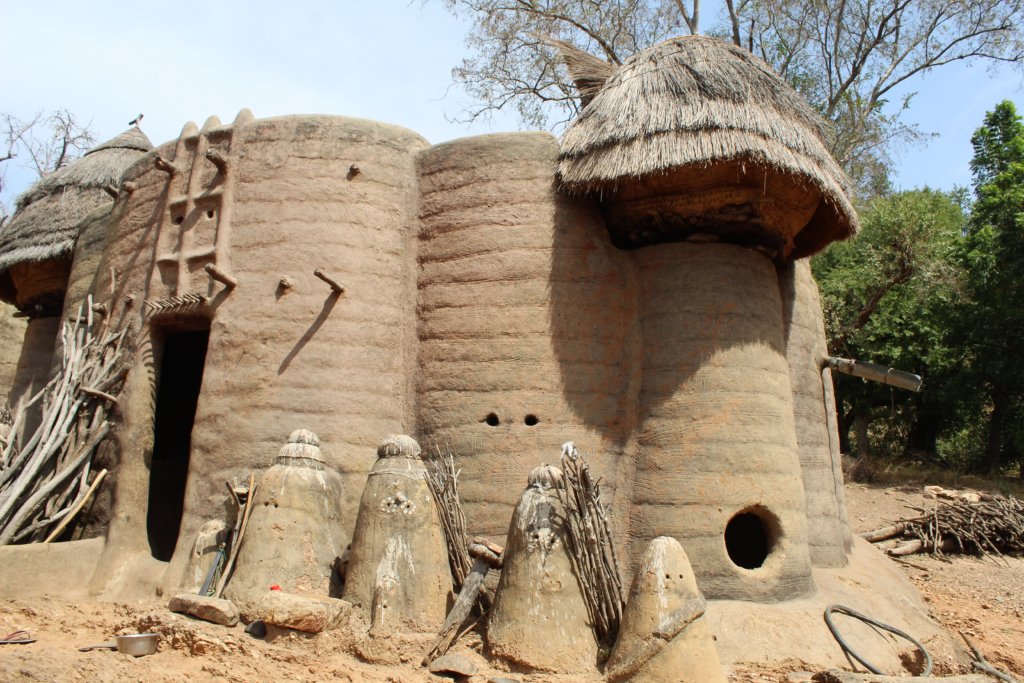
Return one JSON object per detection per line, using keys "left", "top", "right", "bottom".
{"left": 435, "top": 0, "right": 1024, "bottom": 195}
{"left": 1, "top": 109, "right": 96, "bottom": 223}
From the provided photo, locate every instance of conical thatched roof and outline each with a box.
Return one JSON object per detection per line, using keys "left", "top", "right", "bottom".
{"left": 0, "top": 127, "right": 152, "bottom": 274}
{"left": 557, "top": 36, "right": 858, "bottom": 257}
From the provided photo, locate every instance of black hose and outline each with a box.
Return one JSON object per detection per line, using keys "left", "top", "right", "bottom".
{"left": 824, "top": 604, "right": 933, "bottom": 677}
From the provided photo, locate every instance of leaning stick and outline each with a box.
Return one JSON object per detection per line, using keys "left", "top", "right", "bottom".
{"left": 423, "top": 540, "right": 502, "bottom": 665}
{"left": 215, "top": 474, "right": 257, "bottom": 597}
{"left": 43, "top": 469, "right": 107, "bottom": 543}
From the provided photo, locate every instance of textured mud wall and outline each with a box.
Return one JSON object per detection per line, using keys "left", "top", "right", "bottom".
{"left": 779, "top": 259, "right": 851, "bottom": 566}
{"left": 415, "top": 132, "right": 636, "bottom": 542}
{"left": 88, "top": 115, "right": 426, "bottom": 593}
{"left": 62, "top": 206, "right": 116, "bottom": 322}
{"left": 0, "top": 302, "right": 24, "bottom": 405}
{"left": 8, "top": 317, "right": 59, "bottom": 419}
{"left": 629, "top": 243, "right": 814, "bottom": 601}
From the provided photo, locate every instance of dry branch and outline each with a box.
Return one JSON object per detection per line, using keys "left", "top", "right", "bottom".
{"left": 0, "top": 296, "right": 131, "bottom": 544}
{"left": 863, "top": 497, "right": 1024, "bottom": 559}
{"left": 557, "top": 441, "right": 625, "bottom": 649}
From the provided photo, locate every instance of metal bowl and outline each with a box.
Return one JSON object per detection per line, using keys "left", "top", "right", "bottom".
{"left": 114, "top": 633, "right": 159, "bottom": 656}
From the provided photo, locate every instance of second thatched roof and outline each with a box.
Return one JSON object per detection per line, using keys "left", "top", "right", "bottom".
{"left": 0, "top": 127, "right": 152, "bottom": 275}
{"left": 557, "top": 35, "right": 858, "bottom": 254}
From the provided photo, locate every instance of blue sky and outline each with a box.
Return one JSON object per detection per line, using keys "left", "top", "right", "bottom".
{"left": 2, "top": 0, "right": 1021, "bottom": 207}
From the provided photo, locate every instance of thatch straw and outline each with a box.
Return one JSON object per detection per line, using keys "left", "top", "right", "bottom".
{"left": 557, "top": 36, "right": 858, "bottom": 252}
{"left": 0, "top": 128, "right": 152, "bottom": 278}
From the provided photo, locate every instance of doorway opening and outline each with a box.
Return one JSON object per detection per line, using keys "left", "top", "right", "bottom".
{"left": 147, "top": 324, "right": 209, "bottom": 561}
{"left": 724, "top": 506, "right": 779, "bottom": 570}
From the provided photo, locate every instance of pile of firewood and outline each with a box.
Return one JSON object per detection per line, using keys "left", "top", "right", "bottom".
{"left": 861, "top": 496, "right": 1024, "bottom": 558}
{"left": 0, "top": 298, "right": 131, "bottom": 544}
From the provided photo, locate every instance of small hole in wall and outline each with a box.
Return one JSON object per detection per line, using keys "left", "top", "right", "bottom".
{"left": 724, "top": 507, "right": 778, "bottom": 570}
{"left": 206, "top": 209, "right": 214, "bottom": 219}
{"left": 483, "top": 413, "right": 499, "bottom": 426}
{"left": 173, "top": 215, "right": 184, "bottom": 225}
{"left": 524, "top": 414, "right": 539, "bottom": 426}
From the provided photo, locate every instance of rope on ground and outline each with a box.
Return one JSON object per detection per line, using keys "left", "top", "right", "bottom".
{"left": 824, "top": 604, "right": 933, "bottom": 677}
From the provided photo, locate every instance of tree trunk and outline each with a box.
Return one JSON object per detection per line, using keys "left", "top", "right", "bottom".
{"left": 854, "top": 411, "right": 870, "bottom": 459}
{"left": 835, "top": 384, "right": 851, "bottom": 454}
{"left": 986, "top": 395, "right": 1006, "bottom": 476}
{"left": 903, "top": 408, "right": 939, "bottom": 460}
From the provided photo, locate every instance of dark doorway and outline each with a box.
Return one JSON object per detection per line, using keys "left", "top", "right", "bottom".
{"left": 147, "top": 327, "right": 209, "bottom": 561}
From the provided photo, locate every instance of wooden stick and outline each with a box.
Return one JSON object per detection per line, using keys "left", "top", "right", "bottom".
{"left": 205, "top": 149, "right": 229, "bottom": 173}
{"left": 205, "top": 263, "right": 238, "bottom": 289}
{"left": 43, "top": 469, "right": 107, "bottom": 543}
{"left": 215, "top": 474, "right": 257, "bottom": 597}
{"left": 80, "top": 387, "right": 118, "bottom": 404}
{"left": 861, "top": 523, "right": 907, "bottom": 543}
{"left": 961, "top": 632, "right": 1020, "bottom": 683}
{"left": 154, "top": 156, "right": 179, "bottom": 175}
{"left": 313, "top": 269, "right": 345, "bottom": 293}
{"left": 423, "top": 542, "right": 502, "bottom": 664}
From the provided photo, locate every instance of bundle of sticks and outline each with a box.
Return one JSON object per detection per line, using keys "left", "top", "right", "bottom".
{"left": 861, "top": 496, "right": 1024, "bottom": 558}
{"left": 425, "top": 444, "right": 473, "bottom": 592}
{"left": 557, "top": 442, "right": 625, "bottom": 649}
{"left": 0, "top": 297, "right": 131, "bottom": 544}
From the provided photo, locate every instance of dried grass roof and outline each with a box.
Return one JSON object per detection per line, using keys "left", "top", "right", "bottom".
{"left": 557, "top": 35, "right": 858, "bottom": 247}
{"left": 0, "top": 127, "right": 152, "bottom": 275}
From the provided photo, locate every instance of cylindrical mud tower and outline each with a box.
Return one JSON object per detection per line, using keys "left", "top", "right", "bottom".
{"left": 415, "top": 132, "right": 635, "bottom": 542}
{"left": 779, "top": 258, "right": 852, "bottom": 566}
{"left": 630, "top": 243, "right": 814, "bottom": 600}
{"left": 84, "top": 113, "right": 426, "bottom": 595}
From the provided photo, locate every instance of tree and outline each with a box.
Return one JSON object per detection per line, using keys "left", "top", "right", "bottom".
{"left": 437, "top": 0, "right": 1024, "bottom": 194}
{"left": 0, "top": 110, "right": 96, "bottom": 227}
{"left": 813, "top": 188, "right": 966, "bottom": 460}
{"left": 958, "top": 100, "right": 1024, "bottom": 475}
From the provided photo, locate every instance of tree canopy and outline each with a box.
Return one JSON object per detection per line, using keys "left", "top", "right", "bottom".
{"left": 437, "top": 0, "right": 1024, "bottom": 195}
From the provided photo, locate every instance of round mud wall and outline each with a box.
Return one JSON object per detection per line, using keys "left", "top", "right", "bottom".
{"left": 0, "top": 302, "right": 24, "bottom": 406}
{"left": 415, "top": 132, "right": 636, "bottom": 542}
{"left": 779, "top": 258, "right": 851, "bottom": 566}
{"left": 89, "top": 115, "right": 427, "bottom": 592}
{"left": 630, "top": 242, "right": 814, "bottom": 601}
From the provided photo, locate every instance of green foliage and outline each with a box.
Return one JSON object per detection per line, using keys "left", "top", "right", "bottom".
{"left": 816, "top": 100, "right": 1024, "bottom": 476}
{"left": 957, "top": 100, "right": 1024, "bottom": 473}
{"left": 814, "top": 188, "right": 968, "bottom": 461}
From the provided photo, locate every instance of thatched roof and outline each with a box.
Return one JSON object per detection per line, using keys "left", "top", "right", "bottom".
{"left": 557, "top": 36, "right": 858, "bottom": 255}
{"left": 0, "top": 127, "right": 152, "bottom": 274}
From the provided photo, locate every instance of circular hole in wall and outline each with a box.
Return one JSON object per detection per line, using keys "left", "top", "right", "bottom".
{"left": 524, "top": 414, "right": 539, "bottom": 426}
{"left": 173, "top": 215, "right": 184, "bottom": 225}
{"left": 483, "top": 413, "right": 500, "bottom": 427}
{"left": 206, "top": 209, "right": 215, "bottom": 219}
{"left": 724, "top": 507, "right": 778, "bottom": 570}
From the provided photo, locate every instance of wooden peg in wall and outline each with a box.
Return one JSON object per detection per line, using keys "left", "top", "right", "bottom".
{"left": 155, "top": 156, "right": 179, "bottom": 175}
{"left": 205, "top": 263, "right": 238, "bottom": 289}
{"left": 205, "top": 149, "right": 229, "bottom": 173}
{"left": 313, "top": 269, "right": 345, "bottom": 293}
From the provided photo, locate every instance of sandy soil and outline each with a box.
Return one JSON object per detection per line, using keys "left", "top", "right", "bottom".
{"left": 0, "top": 484, "right": 1020, "bottom": 682}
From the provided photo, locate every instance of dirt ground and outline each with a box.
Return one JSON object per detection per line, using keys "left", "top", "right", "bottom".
{"left": 0, "top": 484, "right": 1020, "bottom": 682}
